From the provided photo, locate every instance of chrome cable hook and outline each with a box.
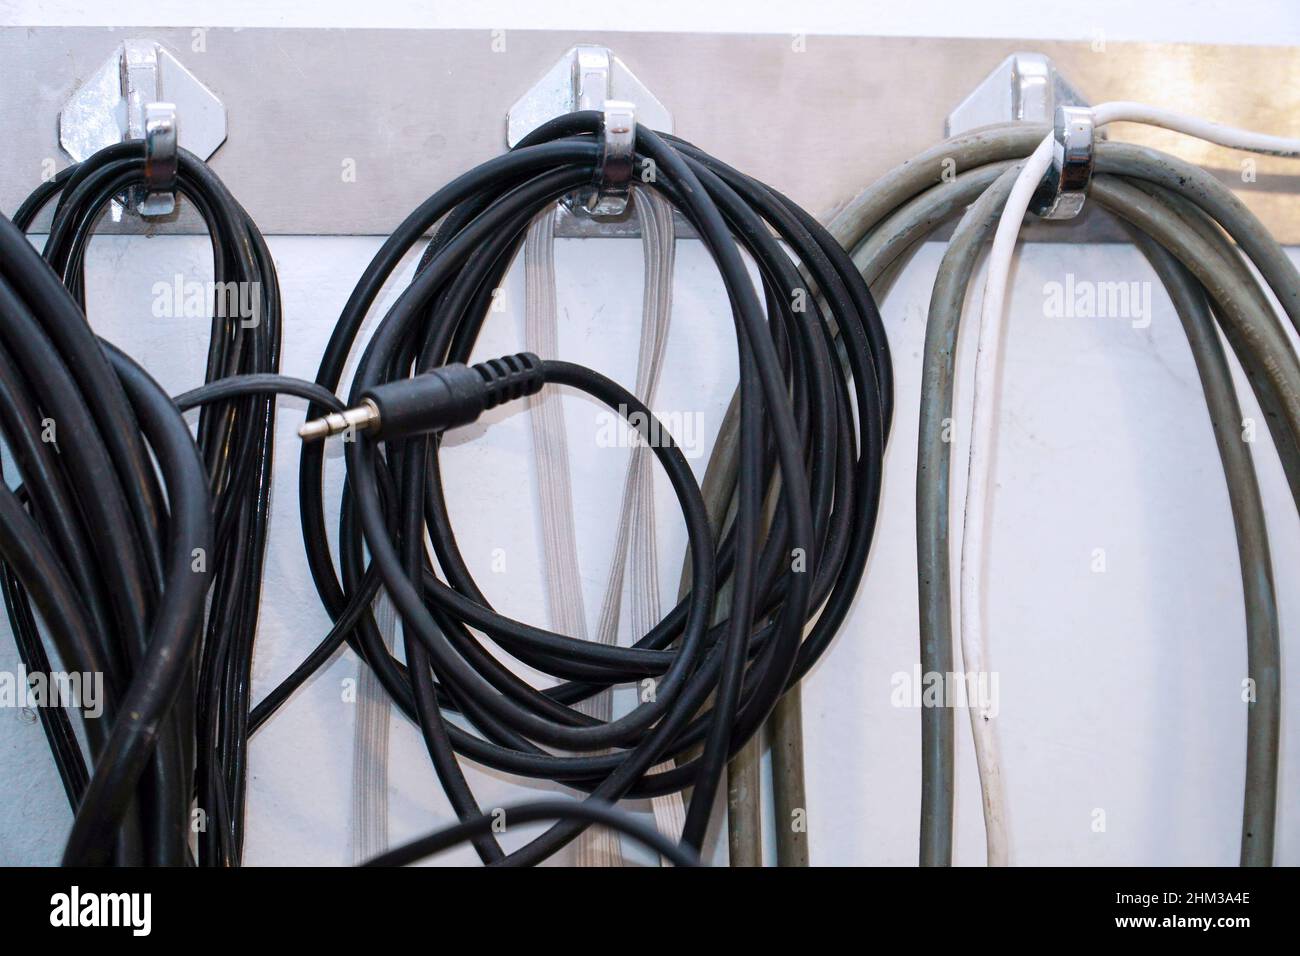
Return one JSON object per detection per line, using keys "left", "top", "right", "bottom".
{"left": 1030, "top": 104, "right": 1096, "bottom": 220}
{"left": 141, "top": 102, "right": 179, "bottom": 216}
{"left": 507, "top": 43, "right": 672, "bottom": 233}
{"left": 570, "top": 47, "right": 634, "bottom": 216}
{"left": 59, "top": 38, "right": 227, "bottom": 218}
{"left": 584, "top": 100, "right": 636, "bottom": 217}
{"left": 946, "top": 52, "right": 1094, "bottom": 221}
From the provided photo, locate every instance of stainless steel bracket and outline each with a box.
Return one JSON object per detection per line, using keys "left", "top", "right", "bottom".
{"left": 58, "top": 39, "right": 226, "bottom": 217}
{"left": 141, "top": 102, "right": 179, "bottom": 216}
{"left": 947, "top": 52, "right": 1094, "bottom": 220}
{"left": 12, "top": 30, "right": 1298, "bottom": 243}
{"left": 946, "top": 51, "right": 1088, "bottom": 136}
{"left": 507, "top": 44, "right": 673, "bottom": 233}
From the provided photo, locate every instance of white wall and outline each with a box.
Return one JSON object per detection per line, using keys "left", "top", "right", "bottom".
{"left": 1, "top": 2, "right": 1298, "bottom": 866}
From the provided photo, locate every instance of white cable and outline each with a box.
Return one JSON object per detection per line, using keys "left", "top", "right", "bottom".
{"left": 959, "top": 104, "right": 1300, "bottom": 866}
{"left": 350, "top": 588, "right": 397, "bottom": 863}
{"left": 1090, "top": 102, "right": 1300, "bottom": 157}
{"left": 524, "top": 209, "right": 624, "bottom": 868}
{"left": 523, "top": 190, "right": 681, "bottom": 865}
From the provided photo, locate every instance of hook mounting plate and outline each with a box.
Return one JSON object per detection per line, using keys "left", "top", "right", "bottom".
{"left": 59, "top": 39, "right": 226, "bottom": 216}
{"left": 946, "top": 52, "right": 1088, "bottom": 136}
{"left": 507, "top": 44, "right": 672, "bottom": 225}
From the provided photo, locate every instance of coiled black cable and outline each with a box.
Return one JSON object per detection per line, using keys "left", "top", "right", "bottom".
{"left": 364, "top": 799, "right": 701, "bottom": 867}
{"left": 2, "top": 114, "right": 888, "bottom": 867}
{"left": 0, "top": 210, "right": 213, "bottom": 866}
{"left": 270, "top": 111, "right": 891, "bottom": 864}
{"left": 11, "top": 142, "right": 281, "bottom": 865}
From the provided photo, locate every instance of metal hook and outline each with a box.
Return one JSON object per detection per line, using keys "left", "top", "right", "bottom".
{"left": 507, "top": 44, "right": 672, "bottom": 233}
{"left": 141, "top": 102, "right": 179, "bottom": 216}
{"left": 946, "top": 52, "right": 1094, "bottom": 221}
{"left": 1030, "top": 105, "right": 1096, "bottom": 220}
{"left": 59, "top": 39, "right": 226, "bottom": 218}
{"left": 584, "top": 101, "right": 636, "bottom": 217}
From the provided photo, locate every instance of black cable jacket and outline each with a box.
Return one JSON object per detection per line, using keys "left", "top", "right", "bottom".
{"left": 287, "top": 112, "right": 888, "bottom": 863}
{"left": 0, "top": 209, "right": 216, "bottom": 865}
{"left": 9, "top": 141, "right": 280, "bottom": 866}
{"left": 0, "top": 560, "right": 89, "bottom": 803}
{"left": 61, "top": 343, "right": 214, "bottom": 866}
{"left": 363, "top": 799, "right": 700, "bottom": 868}
{"left": 5, "top": 117, "right": 886, "bottom": 866}
{"left": 174, "top": 374, "right": 345, "bottom": 416}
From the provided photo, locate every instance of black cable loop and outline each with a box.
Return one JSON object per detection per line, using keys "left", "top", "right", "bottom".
{"left": 289, "top": 112, "right": 889, "bottom": 863}
{"left": 0, "top": 113, "right": 888, "bottom": 866}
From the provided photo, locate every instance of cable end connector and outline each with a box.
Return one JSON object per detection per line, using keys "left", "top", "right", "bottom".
{"left": 298, "top": 401, "right": 380, "bottom": 442}
{"left": 298, "top": 352, "right": 544, "bottom": 443}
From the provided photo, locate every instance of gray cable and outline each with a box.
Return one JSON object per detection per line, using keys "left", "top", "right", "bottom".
{"left": 786, "top": 123, "right": 1291, "bottom": 865}
{"left": 1121, "top": 221, "right": 1279, "bottom": 866}
{"left": 912, "top": 167, "right": 1020, "bottom": 865}
{"left": 589, "top": 188, "right": 686, "bottom": 854}
{"left": 770, "top": 685, "right": 809, "bottom": 865}
{"left": 1088, "top": 172, "right": 1288, "bottom": 864}
{"left": 523, "top": 207, "right": 622, "bottom": 867}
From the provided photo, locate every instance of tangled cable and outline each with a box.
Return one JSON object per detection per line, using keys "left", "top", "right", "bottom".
{"left": 11, "top": 141, "right": 280, "bottom": 865}
{"left": 0, "top": 209, "right": 212, "bottom": 866}
{"left": 273, "top": 110, "right": 891, "bottom": 864}
{"left": 1, "top": 112, "right": 887, "bottom": 866}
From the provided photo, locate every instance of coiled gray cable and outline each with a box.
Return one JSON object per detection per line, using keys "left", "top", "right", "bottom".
{"left": 700, "top": 124, "right": 1291, "bottom": 865}
{"left": 854, "top": 126, "right": 1289, "bottom": 865}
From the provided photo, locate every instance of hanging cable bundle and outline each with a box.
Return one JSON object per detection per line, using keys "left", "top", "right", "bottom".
{"left": 280, "top": 110, "right": 891, "bottom": 864}
{"left": 829, "top": 117, "right": 1300, "bottom": 866}
{"left": 0, "top": 210, "right": 213, "bottom": 866}
{"left": 11, "top": 141, "right": 282, "bottom": 865}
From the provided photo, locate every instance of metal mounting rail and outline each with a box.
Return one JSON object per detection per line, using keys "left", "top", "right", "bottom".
{"left": 3, "top": 28, "right": 1298, "bottom": 242}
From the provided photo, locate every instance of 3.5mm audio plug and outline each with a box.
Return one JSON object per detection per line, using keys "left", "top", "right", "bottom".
{"left": 299, "top": 352, "right": 545, "bottom": 442}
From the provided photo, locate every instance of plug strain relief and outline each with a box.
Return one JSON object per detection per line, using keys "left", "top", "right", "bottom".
{"left": 472, "top": 352, "right": 545, "bottom": 410}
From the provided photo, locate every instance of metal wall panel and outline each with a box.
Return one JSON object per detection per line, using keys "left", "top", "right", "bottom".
{"left": 2, "top": 27, "right": 1298, "bottom": 239}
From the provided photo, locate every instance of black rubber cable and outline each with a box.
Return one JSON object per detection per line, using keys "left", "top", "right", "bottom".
{"left": 0, "top": 210, "right": 213, "bottom": 866}
{"left": 3, "top": 115, "right": 887, "bottom": 867}
{"left": 283, "top": 111, "right": 888, "bottom": 864}
{"left": 10, "top": 142, "right": 280, "bottom": 866}
{"left": 363, "top": 799, "right": 700, "bottom": 868}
